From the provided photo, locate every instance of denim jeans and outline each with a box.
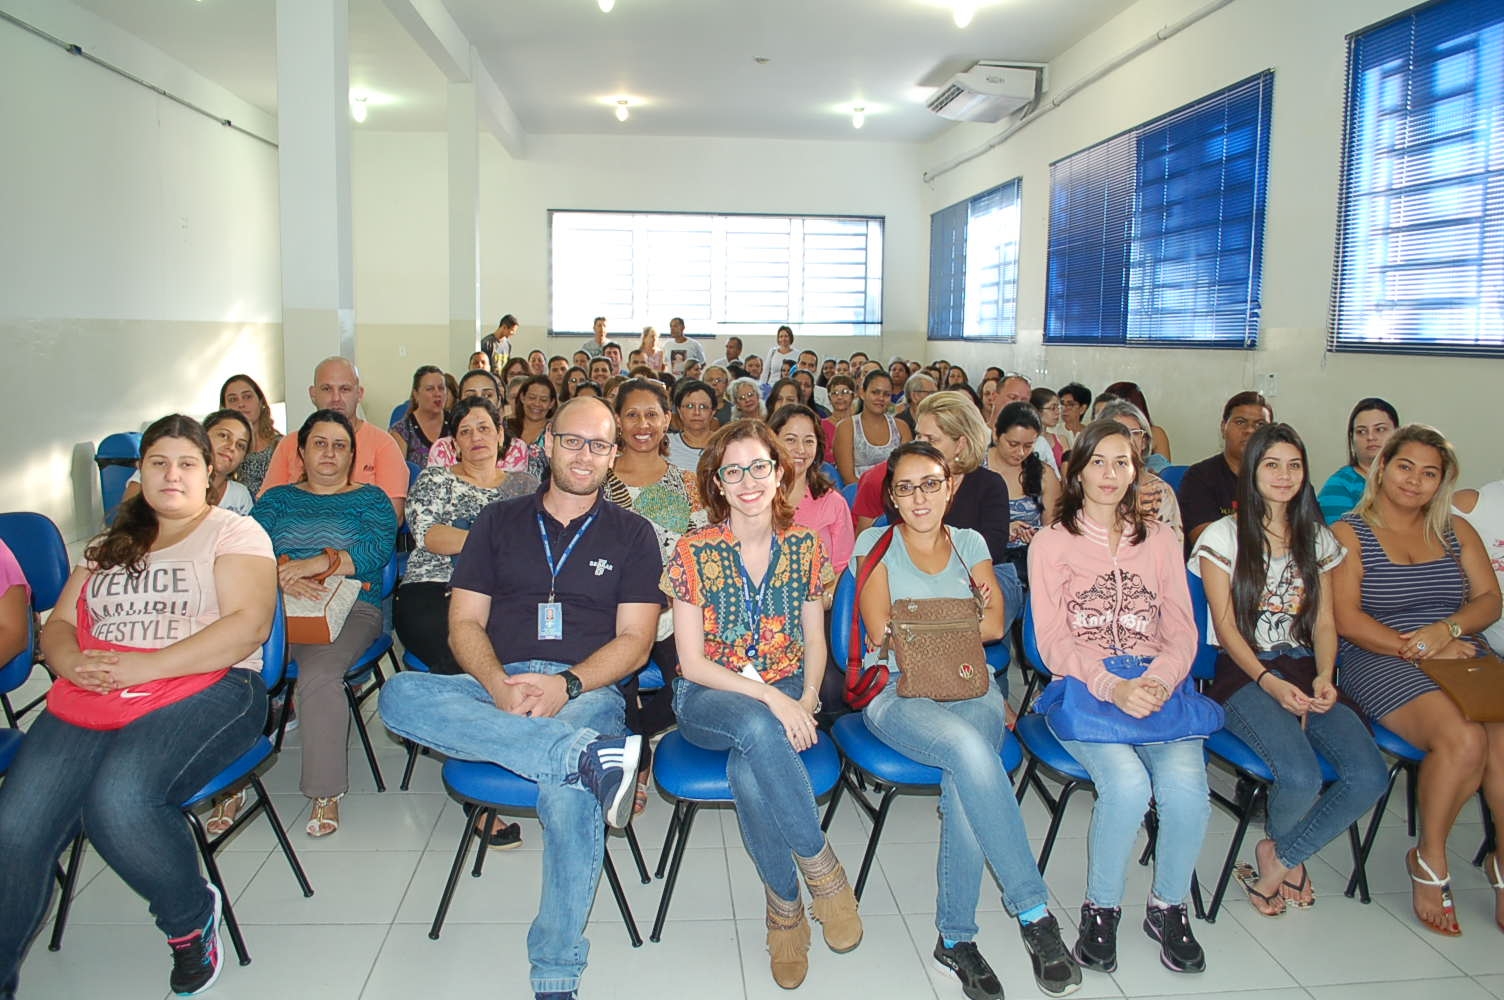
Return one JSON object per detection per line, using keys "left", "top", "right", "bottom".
{"left": 864, "top": 682, "right": 1048, "bottom": 940}
{"left": 378, "top": 662, "right": 625, "bottom": 996}
{"left": 1222, "top": 679, "right": 1387, "bottom": 869}
{"left": 673, "top": 673, "right": 827, "bottom": 901}
{"left": 1055, "top": 731, "right": 1210, "bottom": 907}
{"left": 0, "top": 670, "right": 267, "bottom": 992}
{"left": 992, "top": 563, "right": 1024, "bottom": 686}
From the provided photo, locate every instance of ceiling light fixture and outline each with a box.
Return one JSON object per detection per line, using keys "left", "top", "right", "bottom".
{"left": 615, "top": 99, "right": 630, "bottom": 122}
{"left": 598, "top": 0, "right": 615, "bottom": 11}
{"left": 851, "top": 106, "right": 866, "bottom": 129}
{"left": 350, "top": 94, "right": 368, "bottom": 123}
{"left": 952, "top": 2, "right": 975, "bottom": 28}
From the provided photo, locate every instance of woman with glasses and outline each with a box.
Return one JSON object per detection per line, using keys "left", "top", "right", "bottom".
{"left": 856, "top": 442, "right": 1081, "bottom": 1000}
{"left": 668, "top": 378, "right": 718, "bottom": 470}
{"left": 821, "top": 374, "right": 857, "bottom": 455}
{"left": 705, "top": 365, "right": 733, "bottom": 422}
{"left": 728, "top": 376, "right": 766, "bottom": 424}
{"left": 1058, "top": 383, "right": 1092, "bottom": 443}
{"left": 1098, "top": 400, "right": 1184, "bottom": 540}
{"left": 668, "top": 420, "right": 862, "bottom": 989}
{"left": 1031, "top": 388, "right": 1069, "bottom": 467}
{"left": 1102, "top": 382, "right": 1171, "bottom": 469}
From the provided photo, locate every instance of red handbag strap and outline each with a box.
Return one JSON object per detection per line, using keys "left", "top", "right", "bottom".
{"left": 847, "top": 526, "right": 896, "bottom": 680}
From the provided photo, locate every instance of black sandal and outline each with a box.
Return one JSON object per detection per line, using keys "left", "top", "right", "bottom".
{"left": 1280, "top": 865, "right": 1315, "bottom": 909}
{"left": 1234, "top": 861, "right": 1286, "bottom": 917}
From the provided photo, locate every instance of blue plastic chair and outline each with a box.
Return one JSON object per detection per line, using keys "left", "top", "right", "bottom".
{"left": 389, "top": 401, "right": 410, "bottom": 429}
{"left": 276, "top": 555, "right": 402, "bottom": 791}
{"left": 650, "top": 729, "right": 840, "bottom": 940}
{"left": 840, "top": 481, "right": 860, "bottom": 509}
{"left": 823, "top": 571, "right": 1023, "bottom": 898}
{"left": 0, "top": 511, "right": 72, "bottom": 725}
{"left": 1157, "top": 464, "right": 1189, "bottom": 492}
{"left": 428, "top": 759, "right": 645, "bottom": 946}
{"left": 99, "top": 466, "right": 136, "bottom": 525}
{"left": 95, "top": 432, "right": 142, "bottom": 524}
{"left": 0, "top": 619, "right": 33, "bottom": 776}
{"left": 51, "top": 602, "right": 314, "bottom": 962}
{"left": 822, "top": 461, "right": 845, "bottom": 490}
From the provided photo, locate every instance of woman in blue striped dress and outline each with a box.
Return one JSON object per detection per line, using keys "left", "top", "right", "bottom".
{"left": 1331, "top": 425, "right": 1502, "bottom": 937}
{"left": 253, "top": 409, "right": 397, "bottom": 838}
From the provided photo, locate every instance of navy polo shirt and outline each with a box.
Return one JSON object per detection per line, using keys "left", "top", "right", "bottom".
{"left": 450, "top": 487, "right": 666, "bottom": 667}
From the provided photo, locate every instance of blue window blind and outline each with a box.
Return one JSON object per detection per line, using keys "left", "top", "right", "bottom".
{"left": 1330, "top": 0, "right": 1504, "bottom": 357}
{"left": 1045, "top": 71, "right": 1274, "bottom": 348}
{"left": 927, "top": 178, "right": 1022, "bottom": 341}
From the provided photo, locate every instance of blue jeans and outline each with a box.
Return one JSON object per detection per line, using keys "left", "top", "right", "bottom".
{"left": 1055, "top": 731, "right": 1210, "bottom": 907}
{"left": 378, "top": 662, "right": 625, "bottom": 996}
{"left": 864, "top": 683, "right": 1048, "bottom": 940}
{"left": 0, "top": 670, "right": 267, "bottom": 992}
{"left": 992, "top": 563, "right": 1024, "bottom": 686}
{"left": 1222, "top": 680, "right": 1387, "bottom": 869}
{"left": 673, "top": 673, "right": 827, "bottom": 901}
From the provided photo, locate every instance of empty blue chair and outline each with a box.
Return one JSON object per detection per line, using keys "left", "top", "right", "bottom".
{"left": 51, "top": 602, "right": 314, "bottom": 961}
{"left": 0, "top": 512, "right": 71, "bottom": 725}
{"left": 822, "top": 569, "right": 1023, "bottom": 897}
{"left": 430, "top": 758, "right": 644, "bottom": 945}
{"left": 95, "top": 432, "right": 142, "bottom": 524}
{"left": 1157, "top": 464, "right": 1189, "bottom": 492}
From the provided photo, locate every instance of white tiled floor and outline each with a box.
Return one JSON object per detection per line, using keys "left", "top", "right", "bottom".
{"left": 10, "top": 673, "right": 1504, "bottom": 1000}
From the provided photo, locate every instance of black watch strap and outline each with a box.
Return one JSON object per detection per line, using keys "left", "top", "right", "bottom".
{"left": 560, "top": 669, "right": 583, "bottom": 700}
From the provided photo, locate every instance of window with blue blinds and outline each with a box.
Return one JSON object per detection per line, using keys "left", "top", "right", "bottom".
{"left": 927, "top": 178, "right": 1022, "bottom": 341}
{"left": 1330, "top": 0, "right": 1504, "bottom": 357}
{"left": 1044, "top": 71, "right": 1274, "bottom": 348}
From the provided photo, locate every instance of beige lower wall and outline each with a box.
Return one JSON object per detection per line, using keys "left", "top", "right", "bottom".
{"left": 2, "top": 319, "right": 283, "bottom": 546}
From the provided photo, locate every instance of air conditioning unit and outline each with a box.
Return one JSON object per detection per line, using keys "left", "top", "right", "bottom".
{"left": 927, "top": 63, "right": 1043, "bottom": 123}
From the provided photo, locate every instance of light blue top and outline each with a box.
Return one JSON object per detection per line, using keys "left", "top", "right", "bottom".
{"left": 853, "top": 525, "right": 988, "bottom": 670}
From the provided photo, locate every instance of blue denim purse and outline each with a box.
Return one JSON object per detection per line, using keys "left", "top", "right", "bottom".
{"left": 1034, "top": 654, "right": 1223, "bottom": 745}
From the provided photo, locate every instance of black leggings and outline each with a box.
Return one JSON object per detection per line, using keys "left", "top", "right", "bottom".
{"left": 393, "top": 581, "right": 463, "bottom": 675}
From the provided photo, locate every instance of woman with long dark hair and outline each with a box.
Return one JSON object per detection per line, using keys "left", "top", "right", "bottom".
{"left": 1317, "top": 397, "right": 1399, "bottom": 524}
{"left": 834, "top": 369, "right": 910, "bottom": 485}
{"left": 389, "top": 365, "right": 449, "bottom": 466}
{"left": 220, "top": 374, "right": 282, "bottom": 495}
{"left": 1191, "top": 424, "right": 1386, "bottom": 915}
{"left": 989, "top": 402, "right": 1060, "bottom": 592}
{"left": 0, "top": 414, "right": 276, "bottom": 997}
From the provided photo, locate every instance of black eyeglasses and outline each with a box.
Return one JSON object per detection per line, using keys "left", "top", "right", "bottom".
{"left": 891, "top": 477, "right": 946, "bottom": 498}
{"left": 716, "top": 459, "right": 776, "bottom": 484}
{"left": 552, "top": 432, "right": 614, "bottom": 456}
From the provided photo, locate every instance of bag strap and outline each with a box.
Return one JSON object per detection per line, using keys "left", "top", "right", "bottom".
{"left": 941, "top": 526, "right": 987, "bottom": 614}
{"left": 848, "top": 527, "right": 896, "bottom": 678}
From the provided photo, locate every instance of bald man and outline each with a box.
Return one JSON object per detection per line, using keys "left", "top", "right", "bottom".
{"left": 258, "top": 356, "right": 408, "bottom": 522}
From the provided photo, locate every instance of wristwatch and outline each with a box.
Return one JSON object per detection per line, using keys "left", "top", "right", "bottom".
{"left": 559, "top": 670, "right": 583, "bottom": 700}
{"left": 1444, "top": 619, "right": 1462, "bottom": 639}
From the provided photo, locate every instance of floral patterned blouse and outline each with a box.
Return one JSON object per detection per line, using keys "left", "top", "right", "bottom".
{"left": 404, "top": 466, "right": 540, "bottom": 583}
{"left": 605, "top": 463, "right": 707, "bottom": 640}
{"left": 667, "top": 523, "right": 828, "bottom": 683}
{"left": 234, "top": 436, "right": 281, "bottom": 497}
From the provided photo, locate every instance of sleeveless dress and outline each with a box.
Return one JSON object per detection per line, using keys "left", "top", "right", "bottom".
{"left": 852, "top": 412, "right": 900, "bottom": 478}
{"left": 1337, "top": 513, "right": 1482, "bottom": 719}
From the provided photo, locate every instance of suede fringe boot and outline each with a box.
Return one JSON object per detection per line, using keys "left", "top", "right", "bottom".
{"left": 795, "top": 841, "right": 863, "bottom": 952}
{"left": 765, "top": 886, "right": 810, "bottom": 989}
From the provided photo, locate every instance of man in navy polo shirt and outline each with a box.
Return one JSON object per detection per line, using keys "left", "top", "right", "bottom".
{"left": 379, "top": 396, "right": 664, "bottom": 1000}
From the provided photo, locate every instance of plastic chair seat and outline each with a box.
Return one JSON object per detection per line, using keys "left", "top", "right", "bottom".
{"left": 1014, "top": 714, "right": 1090, "bottom": 782}
{"left": 637, "top": 661, "right": 666, "bottom": 693}
{"left": 653, "top": 729, "right": 840, "bottom": 802}
{"left": 831, "top": 713, "right": 1022, "bottom": 788}
{"left": 1205, "top": 727, "right": 1338, "bottom": 784}
{"left": 0, "top": 728, "right": 20, "bottom": 774}
{"left": 1372, "top": 721, "right": 1424, "bottom": 761}
{"left": 401, "top": 651, "right": 432, "bottom": 673}
{"left": 185, "top": 738, "right": 274, "bottom": 807}
{"left": 442, "top": 759, "right": 541, "bottom": 808}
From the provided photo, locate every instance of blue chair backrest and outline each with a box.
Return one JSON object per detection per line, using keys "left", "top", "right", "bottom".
{"left": 0, "top": 512, "right": 71, "bottom": 614}
{"left": 378, "top": 554, "right": 399, "bottom": 600}
{"left": 830, "top": 568, "right": 861, "bottom": 668}
{"left": 95, "top": 432, "right": 142, "bottom": 464}
{"left": 260, "top": 600, "right": 288, "bottom": 690}
{"left": 822, "top": 462, "right": 845, "bottom": 489}
{"left": 1158, "top": 464, "right": 1189, "bottom": 492}
{"left": 406, "top": 461, "right": 422, "bottom": 488}
{"left": 1185, "top": 569, "right": 1221, "bottom": 682}
{"left": 0, "top": 616, "right": 36, "bottom": 698}
{"left": 840, "top": 482, "right": 859, "bottom": 509}
{"left": 389, "top": 401, "right": 409, "bottom": 429}
{"left": 1021, "top": 603, "right": 1050, "bottom": 678}
{"left": 100, "top": 465, "right": 135, "bottom": 525}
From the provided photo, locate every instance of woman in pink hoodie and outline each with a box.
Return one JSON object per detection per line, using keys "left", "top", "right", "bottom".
{"left": 1028, "top": 420, "right": 1211, "bottom": 978}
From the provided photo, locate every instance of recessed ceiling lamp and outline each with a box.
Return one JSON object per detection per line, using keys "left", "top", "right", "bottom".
{"left": 615, "top": 99, "right": 630, "bottom": 122}
{"left": 952, "top": 2, "right": 976, "bottom": 28}
{"left": 598, "top": 0, "right": 615, "bottom": 11}
{"left": 350, "top": 94, "right": 368, "bottom": 123}
{"left": 851, "top": 106, "right": 866, "bottom": 129}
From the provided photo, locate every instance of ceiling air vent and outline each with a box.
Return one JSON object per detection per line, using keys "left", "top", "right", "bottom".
{"left": 927, "top": 63, "right": 1044, "bottom": 123}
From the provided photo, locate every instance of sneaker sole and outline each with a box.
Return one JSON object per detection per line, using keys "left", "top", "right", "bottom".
{"left": 1071, "top": 940, "right": 1116, "bottom": 974}
{"left": 603, "top": 735, "right": 643, "bottom": 829}
{"left": 1142, "top": 917, "right": 1206, "bottom": 974}
{"left": 175, "top": 882, "right": 224, "bottom": 997}
{"left": 930, "top": 956, "right": 1001, "bottom": 1000}
{"left": 1035, "top": 973, "right": 1083, "bottom": 998}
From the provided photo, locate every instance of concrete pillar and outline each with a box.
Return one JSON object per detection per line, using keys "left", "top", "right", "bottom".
{"left": 448, "top": 77, "right": 481, "bottom": 369}
{"left": 275, "top": 0, "right": 354, "bottom": 428}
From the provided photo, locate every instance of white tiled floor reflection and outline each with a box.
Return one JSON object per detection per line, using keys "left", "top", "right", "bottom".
{"left": 13, "top": 681, "right": 1503, "bottom": 999}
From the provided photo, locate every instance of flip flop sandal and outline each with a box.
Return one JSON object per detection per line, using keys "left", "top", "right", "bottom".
{"left": 206, "top": 788, "right": 248, "bottom": 837}
{"left": 1408, "top": 847, "right": 1461, "bottom": 937}
{"left": 1280, "top": 865, "right": 1316, "bottom": 909}
{"left": 1234, "top": 861, "right": 1286, "bottom": 917}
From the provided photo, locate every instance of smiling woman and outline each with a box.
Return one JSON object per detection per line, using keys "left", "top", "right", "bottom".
{"left": 121, "top": 409, "right": 256, "bottom": 516}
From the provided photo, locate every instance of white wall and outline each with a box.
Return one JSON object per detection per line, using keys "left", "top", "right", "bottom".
{"left": 350, "top": 130, "right": 926, "bottom": 417}
{"left": 0, "top": 0, "right": 283, "bottom": 544}
{"left": 915, "top": 0, "right": 1499, "bottom": 484}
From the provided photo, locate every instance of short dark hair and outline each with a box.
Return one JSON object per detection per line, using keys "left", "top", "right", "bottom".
{"left": 593, "top": 316, "right": 607, "bottom": 325}
{"left": 1058, "top": 382, "right": 1092, "bottom": 408}
{"left": 499, "top": 314, "right": 517, "bottom": 329}
{"left": 673, "top": 378, "right": 717, "bottom": 409}
{"left": 449, "top": 395, "right": 510, "bottom": 462}
{"left": 1222, "top": 390, "right": 1273, "bottom": 424}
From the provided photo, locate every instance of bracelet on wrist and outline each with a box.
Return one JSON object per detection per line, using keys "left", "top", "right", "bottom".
{"left": 1255, "top": 668, "right": 1272, "bottom": 690}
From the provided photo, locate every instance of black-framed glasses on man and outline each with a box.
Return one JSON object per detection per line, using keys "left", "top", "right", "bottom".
{"left": 716, "top": 459, "right": 776, "bottom": 484}
{"left": 552, "top": 432, "right": 614, "bottom": 456}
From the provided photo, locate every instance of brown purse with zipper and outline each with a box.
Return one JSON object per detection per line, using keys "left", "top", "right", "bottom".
{"left": 875, "top": 527, "right": 991, "bottom": 702}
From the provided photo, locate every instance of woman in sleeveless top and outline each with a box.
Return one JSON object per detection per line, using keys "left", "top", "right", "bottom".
{"left": 1331, "top": 425, "right": 1502, "bottom": 937}
{"left": 834, "top": 370, "right": 910, "bottom": 484}
{"left": 989, "top": 402, "right": 1060, "bottom": 593}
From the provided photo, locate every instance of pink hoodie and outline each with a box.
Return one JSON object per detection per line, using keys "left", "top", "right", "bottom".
{"left": 1027, "top": 516, "right": 1197, "bottom": 702}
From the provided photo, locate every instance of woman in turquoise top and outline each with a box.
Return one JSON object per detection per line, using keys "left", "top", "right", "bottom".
{"left": 1316, "top": 398, "right": 1397, "bottom": 524}
{"left": 855, "top": 441, "right": 1081, "bottom": 1000}
{"left": 252, "top": 409, "right": 396, "bottom": 838}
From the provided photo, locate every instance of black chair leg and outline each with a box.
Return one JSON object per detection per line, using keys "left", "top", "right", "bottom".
{"left": 47, "top": 832, "right": 87, "bottom": 952}
{"left": 853, "top": 786, "right": 900, "bottom": 901}
{"left": 601, "top": 844, "right": 643, "bottom": 947}
{"left": 344, "top": 682, "right": 386, "bottom": 792}
{"left": 430, "top": 806, "right": 484, "bottom": 940}
{"left": 623, "top": 823, "right": 650, "bottom": 884}
{"left": 1346, "top": 760, "right": 1403, "bottom": 898}
{"left": 188, "top": 812, "right": 251, "bottom": 965}
{"left": 1037, "top": 781, "right": 1083, "bottom": 875}
{"left": 655, "top": 801, "right": 686, "bottom": 880}
{"left": 819, "top": 764, "right": 850, "bottom": 833}
{"left": 470, "top": 807, "right": 495, "bottom": 878}
{"left": 273, "top": 677, "right": 297, "bottom": 752}
{"left": 650, "top": 802, "right": 700, "bottom": 942}
{"left": 1404, "top": 762, "right": 1418, "bottom": 837}
{"left": 1205, "top": 781, "right": 1261, "bottom": 923}
{"left": 253, "top": 776, "right": 314, "bottom": 897}
{"left": 1474, "top": 792, "right": 1495, "bottom": 868}
{"left": 399, "top": 741, "right": 427, "bottom": 791}
{"left": 1347, "top": 822, "right": 1370, "bottom": 903}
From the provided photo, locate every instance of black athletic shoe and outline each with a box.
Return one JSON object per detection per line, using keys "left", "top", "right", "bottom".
{"left": 576, "top": 735, "right": 642, "bottom": 829}
{"left": 1143, "top": 902, "right": 1206, "bottom": 974}
{"left": 168, "top": 883, "right": 223, "bottom": 996}
{"left": 1019, "top": 914, "right": 1083, "bottom": 997}
{"left": 1073, "top": 902, "right": 1120, "bottom": 973}
{"left": 932, "top": 937, "right": 1003, "bottom": 1000}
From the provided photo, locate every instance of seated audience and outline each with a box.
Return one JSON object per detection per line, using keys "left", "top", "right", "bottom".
{"left": 668, "top": 420, "right": 861, "bottom": 989}
{"left": 1192, "top": 423, "right": 1386, "bottom": 916}
{"left": 989, "top": 402, "right": 1061, "bottom": 597}
{"left": 254, "top": 410, "right": 398, "bottom": 838}
{"left": 468, "top": 351, "right": 491, "bottom": 372}
{"left": 765, "top": 378, "right": 801, "bottom": 420}
{"left": 667, "top": 378, "right": 717, "bottom": 470}
{"left": 834, "top": 370, "right": 910, "bottom": 485}
{"left": 1102, "top": 381, "right": 1172, "bottom": 467}
{"left": 1331, "top": 424, "right": 1503, "bottom": 937}
{"left": 1058, "top": 382, "right": 1092, "bottom": 444}
{"left": 1098, "top": 400, "right": 1184, "bottom": 539}
{"left": 1029, "top": 420, "right": 1211, "bottom": 976}
{"left": 124, "top": 409, "right": 255, "bottom": 516}
{"left": 527, "top": 349, "right": 547, "bottom": 376}
{"left": 220, "top": 374, "right": 283, "bottom": 496}
{"left": 980, "top": 378, "right": 1001, "bottom": 425}
{"left": 501, "top": 356, "right": 531, "bottom": 386}
{"left": 856, "top": 441, "right": 1081, "bottom": 1000}
{"left": 572, "top": 380, "right": 602, "bottom": 400}
{"left": 561, "top": 365, "right": 589, "bottom": 399}
{"left": 379, "top": 397, "right": 664, "bottom": 999}
{"left": 822, "top": 374, "right": 857, "bottom": 455}
{"left": 1176, "top": 391, "right": 1272, "bottom": 552}
{"left": 944, "top": 364, "right": 970, "bottom": 389}
{"left": 770, "top": 404, "right": 853, "bottom": 579}
{"left": 728, "top": 376, "right": 766, "bottom": 423}
{"left": 389, "top": 364, "right": 449, "bottom": 466}
{"left": 547, "top": 357, "right": 569, "bottom": 394}
{"left": 426, "top": 370, "right": 544, "bottom": 478}
{"left": 896, "top": 373, "right": 938, "bottom": 437}
{"left": 587, "top": 355, "right": 615, "bottom": 386}
{"left": 1031, "top": 387, "right": 1068, "bottom": 467}
{"left": 1454, "top": 476, "right": 1504, "bottom": 654}
{"left": 1317, "top": 397, "right": 1399, "bottom": 524}
{"left": 0, "top": 414, "right": 276, "bottom": 999}
{"left": 508, "top": 375, "right": 559, "bottom": 447}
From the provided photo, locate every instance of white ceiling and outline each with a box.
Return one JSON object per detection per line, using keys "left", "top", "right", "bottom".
{"left": 70, "top": 0, "right": 1137, "bottom": 142}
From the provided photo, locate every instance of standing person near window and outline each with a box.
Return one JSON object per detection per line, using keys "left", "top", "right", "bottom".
{"left": 638, "top": 326, "right": 665, "bottom": 373}
{"left": 1317, "top": 398, "right": 1399, "bottom": 525}
{"left": 1191, "top": 423, "right": 1386, "bottom": 916}
{"left": 856, "top": 442, "right": 1081, "bottom": 1000}
{"left": 1331, "top": 425, "right": 1503, "bottom": 937}
{"left": 480, "top": 314, "right": 517, "bottom": 371}
{"left": 220, "top": 374, "right": 282, "bottom": 497}
{"left": 764, "top": 326, "right": 798, "bottom": 385}
{"left": 389, "top": 365, "right": 449, "bottom": 466}
{"left": 665, "top": 317, "right": 705, "bottom": 376}
{"left": 1029, "top": 420, "right": 1211, "bottom": 976}
{"left": 834, "top": 370, "right": 910, "bottom": 485}
{"left": 668, "top": 420, "right": 861, "bottom": 989}
{"left": 0, "top": 414, "right": 276, "bottom": 999}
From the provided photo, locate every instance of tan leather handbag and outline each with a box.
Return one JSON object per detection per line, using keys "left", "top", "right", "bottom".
{"left": 1420, "top": 653, "right": 1504, "bottom": 723}
{"left": 876, "top": 528, "right": 990, "bottom": 702}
